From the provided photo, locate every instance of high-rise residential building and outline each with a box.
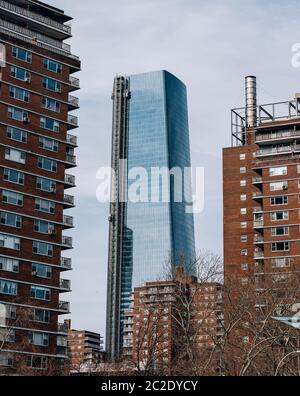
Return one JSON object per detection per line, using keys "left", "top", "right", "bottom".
{"left": 106, "top": 71, "right": 196, "bottom": 359}
{"left": 0, "top": 1, "right": 80, "bottom": 374}
{"left": 68, "top": 328, "right": 105, "bottom": 373}
{"left": 123, "top": 267, "right": 223, "bottom": 375}
{"left": 224, "top": 76, "right": 300, "bottom": 316}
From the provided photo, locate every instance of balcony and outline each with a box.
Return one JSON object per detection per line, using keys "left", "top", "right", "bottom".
{"left": 67, "top": 133, "right": 77, "bottom": 146}
{"left": 62, "top": 235, "right": 73, "bottom": 249}
{"left": 254, "top": 235, "right": 264, "bottom": 243}
{"left": 63, "top": 194, "right": 74, "bottom": 207}
{"left": 255, "top": 129, "right": 300, "bottom": 143}
{"left": 253, "top": 206, "right": 263, "bottom": 213}
{"left": 58, "top": 322, "right": 69, "bottom": 333}
{"left": 252, "top": 177, "right": 263, "bottom": 184}
{"left": 0, "top": 18, "right": 76, "bottom": 59}
{"left": 253, "top": 191, "right": 263, "bottom": 199}
{"left": 61, "top": 257, "right": 72, "bottom": 270}
{"left": 68, "top": 95, "right": 79, "bottom": 110}
{"left": 254, "top": 250, "right": 264, "bottom": 259}
{"left": 256, "top": 145, "right": 293, "bottom": 158}
{"left": 63, "top": 215, "right": 74, "bottom": 228}
{"left": 60, "top": 278, "right": 71, "bottom": 292}
{"left": 65, "top": 174, "right": 75, "bottom": 187}
{"left": 65, "top": 154, "right": 76, "bottom": 167}
{"left": 59, "top": 300, "right": 70, "bottom": 313}
{"left": 253, "top": 220, "right": 264, "bottom": 228}
{"left": 67, "top": 114, "right": 79, "bottom": 129}
{"left": 69, "top": 76, "right": 80, "bottom": 92}
{"left": 0, "top": 0, "right": 72, "bottom": 40}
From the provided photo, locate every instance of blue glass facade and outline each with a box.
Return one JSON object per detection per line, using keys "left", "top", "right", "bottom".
{"left": 107, "top": 71, "right": 195, "bottom": 357}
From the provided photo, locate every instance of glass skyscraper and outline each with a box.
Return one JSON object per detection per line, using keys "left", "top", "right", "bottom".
{"left": 106, "top": 70, "right": 195, "bottom": 359}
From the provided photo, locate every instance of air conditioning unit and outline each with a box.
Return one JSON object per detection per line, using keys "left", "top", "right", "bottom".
{"left": 25, "top": 77, "right": 30, "bottom": 83}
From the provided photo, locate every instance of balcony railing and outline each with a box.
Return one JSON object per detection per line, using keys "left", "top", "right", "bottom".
{"left": 60, "top": 278, "right": 71, "bottom": 291}
{"left": 254, "top": 220, "right": 264, "bottom": 228}
{"left": 63, "top": 215, "right": 74, "bottom": 227}
{"left": 253, "top": 192, "right": 263, "bottom": 198}
{"left": 253, "top": 206, "right": 263, "bottom": 213}
{"left": 66, "top": 154, "right": 76, "bottom": 166}
{"left": 254, "top": 250, "right": 264, "bottom": 258}
{"left": 0, "top": 0, "right": 71, "bottom": 35}
{"left": 254, "top": 235, "right": 264, "bottom": 243}
{"left": 61, "top": 257, "right": 72, "bottom": 270}
{"left": 0, "top": 18, "right": 71, "bottom": 52}
{"left": 65, "top": 174, "right": 75, "bottom": 186}
{"left": 69, "top": 76, "right": 80, "bottom": 89}
{"left": 68, "top": 95, "right": 79, "bottom": 108}
{"left": 256, "top": 146, "right": 293, "bottom": 157}
{"left": 67, "top": 114, "right": 78, "bottom": 127}
{"left": 63, "top": 194, "right": 74, "bottom": 206}
{"left": 67, "top": 134, "right": 77, "bottom": 146}
{"left": 59, "top": 301, "right": 70, "bottom": 313}
{"left": 252, "top": 177, "right": 263, "bottom": 184}
{"left": 256, "top": 129, "right": 300, "bottom": 143}
{"left": 62, "top": 236, "right": 73, "bottom": 248}
{"left": 58, "top": 323, "right": 69, "bottom": 333}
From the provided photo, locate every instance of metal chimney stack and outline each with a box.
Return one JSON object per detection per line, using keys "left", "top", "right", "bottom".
{"left": 245, "top": 76, "right": 257, "bottom": 128}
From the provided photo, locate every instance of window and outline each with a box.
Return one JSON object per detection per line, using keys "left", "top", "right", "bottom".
{"left": 39, "top": 137, "right": 58, "bottom": 152}
{"left": 42, "top": 97, "right": 60, "bottom": 113}
{"left": 241, "top": 222, "right": 247, "bottom": 229}
{"left": 272, "top": 242, "right": 289, "bottom": 252}
{"left": 9, "top": 86, "right": 29, "bottom": 102}
{"left": 240, "top": 180, "right": 246, "bottom": 187}
{"left": 10, "top": 66, "right": 31, "bottom": 82}
{"left": 6, "top": 127, "right": 27, "bottom": 143}
{"left": 241, "top": 235, "right": 247, "bottom": 243}
{"left": 5, "top": 148, "right": 26, "bottom": 164}
{"left": 240, "top": 208, "right": 247, "bottom": 215}
{"left": 271, "top": 227, "right": 289, "bottom": 236}
{"left": 241, "top": 278, "right": 248, "bottom": 285}
{"left": 38, "top": 157, "right": 57, "bottom": 173}
{"left": 36, "top": 177, "right": 56, "bottom": 193}
{"left": 269, "top": 166, "right": 287, "bottom": 176}
{"left": 0, "top": 280, "right": 17, "bottom": 296}
{"left": 241, "top": 249, "right": 248, "bottom": 256}
{"left": 270, "top": 196, "right": 288, "bottom": 206}
{"left": 40, "top": 117, "right": 59, "bottom": 132}
{"left": 0, "top": 234, "right": 20, "bottom": 250}
{"left": 12, "top": 47, "right": 32, "bottom": 63}
{"left": 35, "top": 198, "right": 55, "bottom": 214}
{"left": 34, "top": 219, "right": 55, "bottom": 235}
{"left": 26, "top": 355, "right": 47, "bottom": 370}
{"left": 297, "top": 164, "right": 300, "bottom": 174}
{"left": 240, "top": 167, "right": 246, "bottom": 174}
{"left": 272, "top": 258, "right": 290, "bottom": 268}
{"left": 33, "top": 309, "right": 50, "bottom": 324}
{"left": 8, "top": 106, "right": 29, "bottom": 122}
{"left": 43, "top": 58, "right": 62, "bottom": 74}
{"left": 30, "top": 286, "right": 51, "bottom": 301}
{"left": 240, "top": 194, "right": 247, "bottom": 201}
{"left": 32, "top": 241, "right": 53, "bottom": 257}
{"left": 270, "top": 211, "right": 289, "bottom": 221}
{"left": 3, "top": 169, "right": 24, "bottom": 185}
{"left": 241, "top": 263, "right": 248, "bottom": 271}
{"left": 32, "top": 263, "right": 52, "bottom": 279}
{"left": 0, "top": 212, "right": 22, "bottom": 228}
{"left": 0, "top": 257, "right": 19, "bottom": 273}
{"left": 43, "top": 77, "right": 61, "bottom": 92}
{"left": 2, "top": 190, "right": 23, "bottom": 206}
{"left": 270, "top": 181, "right": 288, "bottom": 191}
{"left": 5, "top": 305, "right": 17, "bottom": 320}
{"left": 29, "top": 332, "right": 49, "bottom": 347}
{"left": 240, "top": 153, "right": 246, "bottom": 160}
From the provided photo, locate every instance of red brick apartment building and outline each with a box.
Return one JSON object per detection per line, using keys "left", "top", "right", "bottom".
{"left": 224, "top": 77, "right": 300, "bottom": 315}
{"left": 68, "top": 329, "right": 104, "bottom": 372}
{"left": 0, "top": 0, "right": 80, "bottom": 374}
{"left": 123, "top": 268, "right": 223, "bottom": 374}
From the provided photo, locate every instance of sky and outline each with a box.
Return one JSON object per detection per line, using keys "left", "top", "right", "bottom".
{"left": 47, "top": 0, "right": 300, "bottom": 337}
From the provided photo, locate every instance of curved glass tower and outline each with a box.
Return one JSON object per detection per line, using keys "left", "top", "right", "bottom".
{"left": 106, "top": 71, "right": 195, "bottom": 359}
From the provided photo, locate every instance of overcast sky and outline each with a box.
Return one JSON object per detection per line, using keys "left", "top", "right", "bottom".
{"left": 47, "top": 0, "right": 300, "bottom": 337}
